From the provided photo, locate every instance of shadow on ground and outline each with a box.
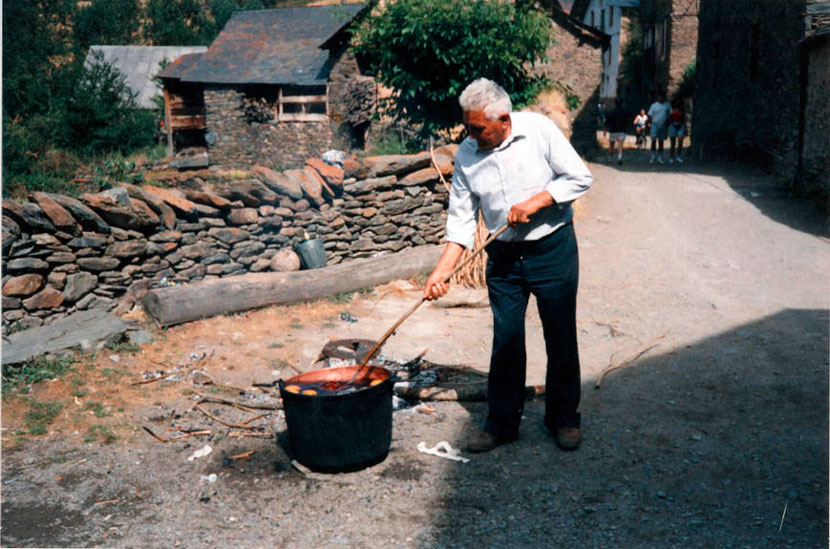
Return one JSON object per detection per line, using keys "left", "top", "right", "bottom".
{"left": 596, "top": 140, "right": 828, "bottom": 238}
{"left": 422, "top": 308, "right": 828, "bottom": 547}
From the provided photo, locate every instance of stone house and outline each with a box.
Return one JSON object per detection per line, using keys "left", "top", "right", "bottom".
{"left": 543, "top": 2, "right": 608, "bottom": 158}
{"left": 158, "top": 3, "right": 374, "bottom": 170}
{"left": 692, "top": 0, "right": 829, "bottom": 208}
{"left": 637, "top": 0, "right": 699, "bottom": 98}
{"left": 570, "top": 0, "right": 640, "bottom": 102}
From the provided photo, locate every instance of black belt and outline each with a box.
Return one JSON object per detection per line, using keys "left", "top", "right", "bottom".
{"left": 488, "top": 221, "right": 572, "bottom": 251}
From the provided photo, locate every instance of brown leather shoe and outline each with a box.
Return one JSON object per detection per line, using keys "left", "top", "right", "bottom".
{"left": 465, "top": 430, "right": 516, "bottom": 453}
{"left": 554, "top": 427, "right": 582, "bottom": 451}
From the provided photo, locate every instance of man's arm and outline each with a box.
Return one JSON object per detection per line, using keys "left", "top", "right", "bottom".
{"left": 423, "top": 242, "right": 466, "bottom": 300}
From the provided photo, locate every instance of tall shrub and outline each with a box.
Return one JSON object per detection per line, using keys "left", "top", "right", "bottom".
{"left": 352, "top": 0, "right": 553, "bottom": 135}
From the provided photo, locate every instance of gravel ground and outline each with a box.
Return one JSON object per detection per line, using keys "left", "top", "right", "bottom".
{"left": 2, "top": 153, "right": 828, "bottom": 548}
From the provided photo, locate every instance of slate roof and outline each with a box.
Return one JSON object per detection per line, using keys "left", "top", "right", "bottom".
{"left": 85, "top": 46, "right": 208, "bottom": 108}
{"left": 176, "top": 4, "right": 367, "bottom": 86}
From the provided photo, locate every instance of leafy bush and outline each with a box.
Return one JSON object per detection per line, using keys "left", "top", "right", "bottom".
{"left": 353, "top": 0, "right": 553, "bottom": 135}
{"left": 3, "top": 355, "right": 77, "bottom": 393}
{"left": 676, "top": 59, "right": 697, "bottom": 100}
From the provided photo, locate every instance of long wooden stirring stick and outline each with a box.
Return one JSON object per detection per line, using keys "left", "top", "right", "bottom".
{"left": 349, "top": 224, "right": 510, "bottom": 383}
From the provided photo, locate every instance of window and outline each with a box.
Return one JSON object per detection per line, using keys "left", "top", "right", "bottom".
{"left": 590, "top": 11, "right": 595, "bottom": 27}
{"left": 609, "top": 6, "right": 614, "bottom": 28}
{"left": 601, "top": 9, "right": 605, "bottom": 31}
{"left": 278, "top": 87, "right": 328, "bottom": 122}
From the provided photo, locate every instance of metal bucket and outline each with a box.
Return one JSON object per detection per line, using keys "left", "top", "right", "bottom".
{"left": 294, "top": 238, "right": 327, "bottom": 269}
{"left": 279, "top": 365, "right": 394, "bottom": 473}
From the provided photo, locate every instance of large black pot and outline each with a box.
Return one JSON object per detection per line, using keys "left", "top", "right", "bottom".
{"left": 279, "top": 365, "right": 394, "bottom": 473}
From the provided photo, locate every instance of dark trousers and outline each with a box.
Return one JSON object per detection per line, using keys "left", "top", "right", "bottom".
{"left": 484, "top": 223, "right": 581, "bottom": 439}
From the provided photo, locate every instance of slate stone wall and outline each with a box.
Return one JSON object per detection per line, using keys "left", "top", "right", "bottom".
{"left": 1, "top": 149, "right": 455, "bottom": 335}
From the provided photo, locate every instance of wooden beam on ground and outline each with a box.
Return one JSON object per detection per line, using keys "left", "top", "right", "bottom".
{"left": 142, "top": 244, "right": 443, "bottom": 327}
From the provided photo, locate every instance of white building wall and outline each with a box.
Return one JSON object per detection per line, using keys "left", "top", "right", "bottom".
{"left": 583, "top": 0, "right": 638, "bottom": 100}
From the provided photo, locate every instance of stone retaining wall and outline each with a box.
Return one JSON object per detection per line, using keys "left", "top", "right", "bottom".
{"left": 1, "top": 148, "right": 456, "bottom": 335}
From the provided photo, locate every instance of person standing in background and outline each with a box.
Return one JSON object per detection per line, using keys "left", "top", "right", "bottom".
{"left": 604, "top": 99, "right": 628, "bottom": 165}
{"left": 633, "top": 109, "right": 649, "bottom": 150}
{"left": 668, "top": 98, "right": 686, "bottom": 164}
{"left": 647, "top": 91, "right": 671, "bottom": 164}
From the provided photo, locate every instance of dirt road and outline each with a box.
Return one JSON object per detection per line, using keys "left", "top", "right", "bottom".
{"left": 3, "top": 154, "right": 828, "bottom": 547}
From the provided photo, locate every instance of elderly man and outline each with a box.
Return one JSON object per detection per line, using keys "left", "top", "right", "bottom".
{"left": 424, "top": 78, "right": 592, "bottom": 453}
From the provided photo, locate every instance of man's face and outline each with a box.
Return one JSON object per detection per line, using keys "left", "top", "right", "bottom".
{"left": 463, "top": 109, "right": 511, "bottom": 150}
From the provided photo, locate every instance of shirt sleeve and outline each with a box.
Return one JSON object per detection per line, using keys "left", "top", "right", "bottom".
{"left": 543, "top": 118, "right": 593, "bottom": 207}
{"left": 445, "top": 160, "right": 479, "bottom": 249}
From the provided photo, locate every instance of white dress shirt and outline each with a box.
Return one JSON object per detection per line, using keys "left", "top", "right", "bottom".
{"left": 446, "top": 111, "right": 593, "bottom": 249}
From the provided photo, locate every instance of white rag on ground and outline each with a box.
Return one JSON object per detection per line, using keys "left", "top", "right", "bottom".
{"left": 416, "top": 441, "right": 470, "bottom": 463}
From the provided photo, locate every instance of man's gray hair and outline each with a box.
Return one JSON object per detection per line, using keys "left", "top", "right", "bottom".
{"left": 459, "top": 78, "right": 512, "bottom": 120}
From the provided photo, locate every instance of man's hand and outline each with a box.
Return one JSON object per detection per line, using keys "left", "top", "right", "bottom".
{"left": 423, "top": 268, "right": 451, "bottom": 301}
{"left": 508, "top": 191, "right": 554, "bottom": 227}
{"left": 422, "top": 242, "right": 465, "bottom": 301}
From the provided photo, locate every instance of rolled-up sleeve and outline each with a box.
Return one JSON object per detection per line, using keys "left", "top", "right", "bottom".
{"left": 544, "top": 120, "right": 593, "bottom": 207}
{"left": 445, "top": 163, "right": 479, "bottom": 249}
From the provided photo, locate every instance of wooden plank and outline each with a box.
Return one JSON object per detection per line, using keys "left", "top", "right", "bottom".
{"left": 164, "top": 87, "right": 173, "bottom": 156}
{"left": 2, "top": 310, "right": 128, "bottom": 365}
{"left": 142, "top": 245, "right": 443, "bottom": 327}
{"left": 280, "top": 94, "right": 327, "bottom": 104}
{"left": 278, "top": 113, "right": 329, "bottom": 122}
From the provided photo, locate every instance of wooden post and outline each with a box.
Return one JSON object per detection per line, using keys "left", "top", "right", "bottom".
{"left": 164, "top": 87, "right": 173, "bottom": 157}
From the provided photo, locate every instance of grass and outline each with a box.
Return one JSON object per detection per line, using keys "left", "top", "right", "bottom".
{"left": 25, "top": 400, "right": 64, "bottom": 435}
{"left": 3, "top": 355, "right": 76, "bottom": 394}
{"left": 85, "top": 424, "right": 117, "bottom": 444}
{"left": 84, "top": 401, "right": 110, "bottom": 418}
{"left": 104, "top": 340, "right": 142, "bottom": 354}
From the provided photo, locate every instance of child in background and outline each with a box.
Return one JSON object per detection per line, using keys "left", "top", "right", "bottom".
{"left": 633, "top": 109, "right": 648, "bottom": 149}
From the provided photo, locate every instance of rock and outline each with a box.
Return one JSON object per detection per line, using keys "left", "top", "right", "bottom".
{"left": 399, "top": 167, "right": 439, "bottom": 186}
{"left": 179, "top": 242, "right": 215, "bottom": 260}
{"left": 343, "top": 176, "right": 398, "bottom": 195}
{"left": 201, "top": 253, "right": 231, "bottom": 265}
{"left": 293, "top": 199, "right": 311, "bottom": 212}
{"left": 63, "top": 272, "right": 98, "bottom": 302}
{"left": 67, "top": 235, "right": 108, "bottom": 249}
{"left": 118, "top": 183, "right": 177, "bottom": 229}
{"left": 297, "top": 168, "right": 325, "bottom": 207}
{"left": 343, "top": 156, "right": 369, "bottom": 179}
{"left": 224, "top": 179, "right": 280, "bottom": 204}
{"left": 363, "top": 152, "right": 432, "bottom": 177}
{"left": 2, "top": 216, "right": 21, "bottom": 255}
{"left": 259, "top": 215, "right": 283, "bottom": 230}
{"left": 2, "top": 200, "right": 56, "bottom": 233}
{"left": 177, "top": 263, "right": 206, "bottom": 279}
{"left": 75, "top": 293, "right": 113, "bottom": 311}
{"left": 184, "top": 189, "right": 232, "bottom": 210}
{"left": 177, "top": 222, "right": 204, "bottom": 232}
{"left": 202, "top": 217, "right": 226, "bottom": 228}
{"left": 23, "top": 287, "right": 65, "bottom": 310}
{"left": 208, "top": 227, "right": 249, "bottom": 244}
{"left": 46, "top": 252, "right": 77, "bottom": 264}
{"left": 106, "top": 239, "right": 148, "bottom": 258}
{"left": 31, "top": 192, "right": 81, "bottom": 234}
{"left": 127, "top": 329, "right": 155, "bottom": 346}
{"left": 149, "top": 241, "right": 179, "bottom": 254}
{"left": 78, "top": 257, "right": 121, "bottom": 272}
{"left": 252, "top": 165, "right": 304, "bottom": 200}
{"left": 46, "top": 194, "right": 111, "bottom": 234}
{"left": 7, "top": 258, "right": 49, "bottom": 275}
{"left": 362, "top": 207, "right": 378, "bottom": 218}
{"left": 226, "top": 208, "right": 259, "bottom": 225}
{"left": 48, "top": 272, "right": 67, "bottom": 290}
{"left": 432, "top": 151, "right": 454, "bottom": 175}
{"left": 32, "top": 233, "right": 61, "bottom": 247}
{"left": 250, "top": 258, "right": 271, "bottom": 272}
{"left": 3, "top": 274, "right": 45, "bottom": 297}
{"left": 100, "top": 187, "right": 132, "bottom": 207}
{"left": 142, "top": 185, "right": 199, "bottom": 217}
{"left": 259, "top": 204, "right": 275, "bottom": 216}
{"left": 270, "top": 249, "right": 301, "bottom": 272}
{"left": 82, "top": 192, "right": 158, "bottom": 231}
{"left": 306, "top": 158, "right": 345, "bottom": 188}
{"left": 149, "top": 230, "right": 182, "bottom": 243}
{"left": 230, "top": 241, "right": 265, "bottom": 259}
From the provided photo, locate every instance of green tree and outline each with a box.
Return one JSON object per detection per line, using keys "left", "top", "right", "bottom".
{"left": 2, "top": 0, "right": 76, "bottom": 119}
{"left": 74, "top": 0, "right": 140, "bottom": 52}
{"left": 352, "top": 0, "right": 552, "bottom": 135}
{"left": 58, "top": 52, "right": 155, "bottom": 154}
{"left": 143, "top": 0, "right": 208, "bottom": 45}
